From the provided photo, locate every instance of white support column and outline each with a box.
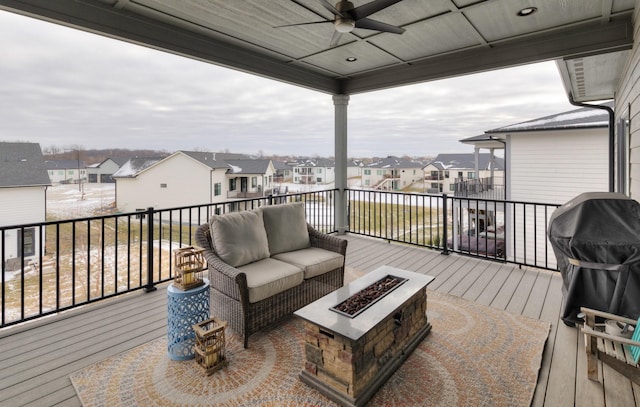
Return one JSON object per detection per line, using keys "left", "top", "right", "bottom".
{"left": 474, "top": 146, "right": 480, "bottom": 177}
{"left": 333, "top": 94, "right": 349, "bottom": 234}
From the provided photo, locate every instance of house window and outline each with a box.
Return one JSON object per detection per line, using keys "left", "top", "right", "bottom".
{"left": 364, "top": 169, "right": 371, "bottom": 175}
{"left": 251, "top": 177, "right": 257, "bottom": 188}
{"left": 431, "top": 183, "right": 439, "bottom": 189}
{"left": 316, "top": 177, "right": 322, "bottom": 183}
{"left": 444, "top": 171, "right": 450, "bottom": 178}
{"left": 160, "top": 183, "right": 167, "bottom": 188}
{"left": 317, "top": 168, "right": 323, "bottom": 174}
{"left": 365, "top": 179, "right": 370, "bottom": 186}
{"left": 214, "top": 182, "right": 222, "bottom": 196}
{"left": 449, "top": 184, "right": 455, "bottom": 191}
{"left": 18, "top": 228, "right": 35, "bottom": 257}
{"left": 58, "top": 170, "right": 63, "bottom": 175}
{"left": 377, "top": 170, "right": 383, "bottom": 175}
{"left": 430, "top": 171, "right": 439, "bottom": 178}
{"left": 413, "top": 170, "right": 416, "bottom": 175}
{"left": 229, "top": 178, "right": 236, "bottom": 191}
{"left": 467, "top": 172, "right": 476, "bottom": 179}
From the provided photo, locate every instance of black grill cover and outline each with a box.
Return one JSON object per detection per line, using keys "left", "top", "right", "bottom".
{"left": 548, "top": 192, "right": 640, "bottom": 325}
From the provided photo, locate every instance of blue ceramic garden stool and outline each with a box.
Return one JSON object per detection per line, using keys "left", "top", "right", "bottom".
{"left": 167, "top": 279, "right": 210, "bottom": 360}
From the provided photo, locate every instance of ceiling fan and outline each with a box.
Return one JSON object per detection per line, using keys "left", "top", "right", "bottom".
{"left": 276, "top": 0, "right": 406, "bottom": 46}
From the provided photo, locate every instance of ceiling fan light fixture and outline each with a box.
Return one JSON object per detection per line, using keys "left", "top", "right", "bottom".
{"left": 517, "top": 7, "right": 537, "bottom": 17}
{"left": 335, "top": 18, "right": 355, "bottom": 33}
{"left": 346, "top": 57, "right": 357, "bottom": 62}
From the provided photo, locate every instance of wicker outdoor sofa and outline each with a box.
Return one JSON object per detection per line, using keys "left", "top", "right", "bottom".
{"left": 195, "top": 202, "right": 347, "bottom": 348}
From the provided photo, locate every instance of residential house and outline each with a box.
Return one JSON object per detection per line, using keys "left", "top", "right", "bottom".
{"left": 423, "top": 153, "right": 505, "bottom": 196}
{"left": 0, "top": 142, "right": 51, "bottom": 271}
{"left": 362, "top": 156, "right": 423, "bottom": 191}
{"left": 347, "top": 159, "right": 364, "bottom": 187}
{"left": 45, "top": 159, "right": 86, "bottom": 185}
{"left": 113, "top": 151, "right": 274, "bottom": 214}
{"left": 291, "top": 158, "right": 335, "bottom": 184}
{"left": 461, "top": 102, "right": 611, "bottom": 204}
{"left": 86, "top": 157, "right": 129, "bottom": 183}
{"left": 459, "top": 103, "right": 611, "bottom": 268}
{"left": 272, "top": 161, "right": 293, "bottom": 184}
{"left": 226, "top": 159, "right": 276, "bottom": 199}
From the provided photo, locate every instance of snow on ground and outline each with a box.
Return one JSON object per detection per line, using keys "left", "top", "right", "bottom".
{"left": 47, "top": 183, "right": 116, "bottom": 219}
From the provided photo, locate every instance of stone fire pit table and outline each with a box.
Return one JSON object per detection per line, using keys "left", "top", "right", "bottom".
{"left": 294, "top": 265, "right": 435, "bottom": 407}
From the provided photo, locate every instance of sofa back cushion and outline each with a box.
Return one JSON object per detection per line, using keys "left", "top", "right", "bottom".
{"left": 209, "top": 210, "right": 270, "bottom": 267}
{"left": 260, "top": 202, "right": 310, "bottom": 255}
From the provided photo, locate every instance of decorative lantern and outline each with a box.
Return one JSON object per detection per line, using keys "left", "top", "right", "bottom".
{"left": 173, "top": 246, "right": 205, "bottom": 290}
{"left": 193, "top": 317, "right": 228, "bottom": 374}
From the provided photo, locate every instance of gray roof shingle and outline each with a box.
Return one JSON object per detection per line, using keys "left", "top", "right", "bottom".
{"left": 427, "top": 153, "right": 504, "bottom": 171}
{"left": 225, "top": 159, "right": 271, "bottom": 174}
{"left": 486, "top": 101, "right": 613, "bottom": 133}
{"left": 0, "top": 142, "right": 51, "bottom": 188}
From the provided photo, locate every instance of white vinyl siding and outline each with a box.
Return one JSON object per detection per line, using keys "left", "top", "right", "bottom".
{"left": 116, "top": 153, "right": 221, "bottom": 213}
{"left": 0, "top": 187, "right": 46, "bottom": 226}
{"left": 0, "top": 186, "right": 46, "bottom": 261}
{"left": 508, "top": 129, "right": 608, "bottom": 205}
{"left": 615, "top": 6, "right": 640, "bottom": 200}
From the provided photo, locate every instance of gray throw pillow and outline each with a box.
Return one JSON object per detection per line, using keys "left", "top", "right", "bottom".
{"left": 260, "top": 202, "right": 310, "bottom": 255}
{"left": 209, "top": 210, "right": 270, "bottom": 267}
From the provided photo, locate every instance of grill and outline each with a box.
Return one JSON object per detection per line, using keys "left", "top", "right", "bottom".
{"left": 548, "top": 192, "right": 640, "bottom": 326}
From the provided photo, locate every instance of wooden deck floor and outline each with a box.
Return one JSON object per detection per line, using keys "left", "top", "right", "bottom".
{"left": 1, "top": 234, "right": 638, "bottom": 406}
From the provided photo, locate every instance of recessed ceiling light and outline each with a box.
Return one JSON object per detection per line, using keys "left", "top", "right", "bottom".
{"left": 346, "top": 57, "right": 357, "bottom": 62}
{"left": 517, "top": 7, "right": 537, "bottom": 17}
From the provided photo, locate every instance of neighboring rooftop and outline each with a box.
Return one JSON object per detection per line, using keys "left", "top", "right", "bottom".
{"left": 367, "top": 156, "right": 423, "bottom": 169}
{"left": 225, "top": 159, "right": 272, "bottom": 174}
{"left": 486, "top": 101, "right": 613, "bottom": 133}
{"left": 427, "top": 153, "right": 505, "bottom": 171}
{"left": 0, "top": 142, "right": 51, "bottom": 188}
{"left": 112, "top": 157, "right": 165, "bottom": 178}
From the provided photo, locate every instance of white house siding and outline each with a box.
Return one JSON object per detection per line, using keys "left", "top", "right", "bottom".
{"left": 505, "top": 129, "right": 608, "bottom": 269}
{"left": 87, "top": 160, "right": 120, "bottom": 183}
{"left": 116, "top": 154, "right": 215, "bottom": 213}
{"left": 508, "top": 129, "right": 609, "bottom": 204}
{"left": 0, "top": 187, "right": 46, "bottom": 265}
{"left": 616, "top": 1, "right": 640, "bottom": 200}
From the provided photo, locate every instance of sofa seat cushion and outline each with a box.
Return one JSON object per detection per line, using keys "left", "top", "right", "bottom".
{"left": 272, "top": 248, "right": 345, "bottom": 279}
{"left": 209, "top": 210, "right": 270, "bottom": 267}
{"left": 238, "top": 258, "right": 304, "bottom": 303}
{"left": 260, "top": 202, "right": 310, "bottom": 255}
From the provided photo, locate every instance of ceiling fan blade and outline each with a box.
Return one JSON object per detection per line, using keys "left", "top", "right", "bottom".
{"left": 355, "top": 18, "right": 405, "bottom": 34}
{"left": 350, "top": 0, "right": 403, "bottom": 20}
{"left": 330, "top": 30, "right": 343, "bottom": 47}
{"left": 274, "top": 20, "right": 330, "bottom": 28}
{"left": 320, "top": 0, "right": 345, "bottom": 17}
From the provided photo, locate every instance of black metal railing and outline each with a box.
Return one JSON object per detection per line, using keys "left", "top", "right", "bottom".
{"left": 1, "top": 190, "right": 337, "bottom": 328}
{"left": 453, "top": 177, "right": 505, "bottom": 200}
{"left": 347, "top": 189, "right": 560, "bottom": 270}
{"left": 2, "top": 187, "right": 560, "bottom": 329}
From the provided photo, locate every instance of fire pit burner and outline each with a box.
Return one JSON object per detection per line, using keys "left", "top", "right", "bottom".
{"left": 331, "top": 275, "right": 407, "bottom": 318}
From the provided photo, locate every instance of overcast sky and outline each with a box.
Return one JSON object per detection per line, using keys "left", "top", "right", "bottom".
{"left": 0, "top": 10, "right": 578, "bottom": 158}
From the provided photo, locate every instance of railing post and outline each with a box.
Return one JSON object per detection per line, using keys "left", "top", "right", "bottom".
{"left": 145, "top": 207, "right": 157, "bottom": 292}
{"left": 442, "top": 193, "right": 449, "bottom": 255}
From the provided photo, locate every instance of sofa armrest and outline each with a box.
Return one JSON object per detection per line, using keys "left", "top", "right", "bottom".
{"left": 307, "top": 224, "right": 348, "bottom": 256}
{"left": 195, "top": 223, "right": 249, "bottom": 302}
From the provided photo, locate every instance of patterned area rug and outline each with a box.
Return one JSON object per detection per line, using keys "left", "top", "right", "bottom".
{"left": 70, "top": 289, "right": 550, "bottom": 406}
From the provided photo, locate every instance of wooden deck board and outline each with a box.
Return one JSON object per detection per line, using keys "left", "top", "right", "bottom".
{"left": 1, "top": 234, "right": 638, "bottom": 406}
